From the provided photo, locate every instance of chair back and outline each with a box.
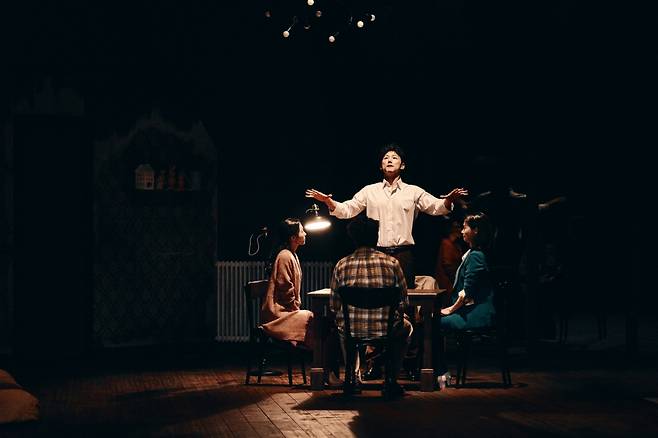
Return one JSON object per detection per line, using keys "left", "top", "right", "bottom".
{"left": 489, "top": 267, "right": 513, "bottom": 333}
{"left": 337, "top": 286, "right": 401, "bottom": 340}
{"left": 244, "top": 280, "right": 269, "bottom": 337}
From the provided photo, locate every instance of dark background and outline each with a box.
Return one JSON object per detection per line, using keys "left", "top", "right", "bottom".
{"left": 3, "top": 0, "right": 616, "bottom": 263}
{"left": 2, "top": 1, "right": 628, "bottom": 354}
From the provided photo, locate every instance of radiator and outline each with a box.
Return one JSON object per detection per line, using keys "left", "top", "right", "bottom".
{"left": 216, "top": 261, "right": 333, "bottom": 342}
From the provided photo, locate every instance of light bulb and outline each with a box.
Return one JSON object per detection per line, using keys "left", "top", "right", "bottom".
{"left": 328, "top": 35, "right": 335, "bottom": 43}
{"left": 283, "top": 30, "right": 290, "bottom": 38}
{"left": 357, "top": 20, "right": 364, "bottom": 28}
{"left": 264, "top": 10, "right": 271, "bottom": 18}
{"left": 304, "top": 23, "right": 311, "bottom": 30}
{"left": 315, "top": 10, "right": 322, "bottom": 18}
{"left": 305, "top": 217, "right": 331, "bottom": 231}
{"left": 370, "top": 14, "right": 376, "bottom": 22}
{"left": 307, "top": 0, "right": 314, "bottom": 5}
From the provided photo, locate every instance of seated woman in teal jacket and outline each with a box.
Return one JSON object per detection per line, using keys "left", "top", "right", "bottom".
{"left": 440, "top": 212, "right": 495, "bottom": 330}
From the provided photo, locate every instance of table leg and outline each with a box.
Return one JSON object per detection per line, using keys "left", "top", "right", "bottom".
{"left": 310, "top": 298, "right": 325, "bottom": 390}
{"left": 420, "top": 299, "right": 435, "bottom": 391}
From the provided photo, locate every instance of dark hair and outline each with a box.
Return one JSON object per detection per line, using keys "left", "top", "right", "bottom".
{"left": 266, "top": 218, "right": 302, "bottom": 274}
{"left": 347, "top": 214, "right": 379, "bottom": 248}
{"left": 464, "top": 212, "right": 493, "bottom": 250}
{"left": 378, "top": 143, "right": 406, "bottom": 167}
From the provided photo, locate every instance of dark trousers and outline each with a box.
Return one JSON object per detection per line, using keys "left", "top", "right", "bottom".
{"left": 377, "top": 247, "right": 415, "bottom": 289}
{"left": 370, "top": 246, "right": 417, "bottom": 377}
{"left": 389, "top": 248, "right": 421, "bottom": 376}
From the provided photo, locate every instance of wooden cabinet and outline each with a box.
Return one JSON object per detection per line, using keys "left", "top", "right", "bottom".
{"left": 93, "top": 114, "right": 217, "bottom": 346}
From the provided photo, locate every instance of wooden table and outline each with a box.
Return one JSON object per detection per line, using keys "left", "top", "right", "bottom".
{"left": 308, "top": 288, "right": 444, "bottom": 392}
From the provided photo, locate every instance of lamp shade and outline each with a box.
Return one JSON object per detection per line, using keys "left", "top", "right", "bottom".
{"left": 304, "top": 204, "right": 331, "bottom": 231}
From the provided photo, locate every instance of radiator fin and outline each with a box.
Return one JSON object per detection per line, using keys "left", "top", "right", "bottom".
{"left": 216, "top": 261, "right": 333, "bottom": 342}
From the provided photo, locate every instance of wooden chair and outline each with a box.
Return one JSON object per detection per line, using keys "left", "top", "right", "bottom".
{"left": 446, "top": 269, "right": 513, "bottom": 387}
{"left": 244, "top": 280, "right": 307, "bottom": 386}
{"left": 337, "top": 286, "right": 401, "bottom": 397}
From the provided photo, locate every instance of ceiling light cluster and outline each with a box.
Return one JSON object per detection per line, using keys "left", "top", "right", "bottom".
{"left": 263, "top": 0, "right": 379, "bottom": 44}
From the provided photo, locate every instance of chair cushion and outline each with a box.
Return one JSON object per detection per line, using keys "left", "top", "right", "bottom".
{"left": 0, "top": 369, "right": 39, "bottom": 424}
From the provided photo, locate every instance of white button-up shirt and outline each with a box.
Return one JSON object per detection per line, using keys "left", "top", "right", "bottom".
{"left": 331, "top": 177, "right": 451, "bottom": 247}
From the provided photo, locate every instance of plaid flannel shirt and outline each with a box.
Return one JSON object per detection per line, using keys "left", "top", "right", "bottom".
{"left": 330, "top": 247, "right": 408, "bottom": 338}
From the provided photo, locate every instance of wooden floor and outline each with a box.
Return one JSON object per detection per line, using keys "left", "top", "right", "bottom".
{"left": 2, "top": 314, "right": 658, "bottom": 437}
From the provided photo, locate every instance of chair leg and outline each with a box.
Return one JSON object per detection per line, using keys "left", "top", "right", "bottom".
{"left": 499, "top": 334, "right": 512, "bottom": 387}
{"left": 287, "top": 349, "right": 293, "bottom": 386}
{"left": 382, "top": 350, "right": 393, "bottom": 400}
{"left": 459, "top": 334, "right": 471, "bottom": 386}
{"left": 454, "top": 335, "right": 462, "bottom": 386}
{"left": 245, "top": 334, "right": 255, "bottom": 385}
{"left": 300, "top": 351, "right": 307, "bottom": 385}
{"left": 343, "top": 341, "right": 355, "bottom": 394}
{"left": 455, "top": 334, "right": 465, "bottom": 386}
{"left": 257, "top": 332, "right": 268, "bottom": 384}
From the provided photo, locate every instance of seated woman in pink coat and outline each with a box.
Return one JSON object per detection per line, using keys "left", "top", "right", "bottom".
{"left": 260, "top": 218, "right": 313, "bottom": 348}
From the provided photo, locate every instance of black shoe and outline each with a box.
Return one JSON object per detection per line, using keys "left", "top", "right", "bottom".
{"left": 362, "top": 366, "right": 383, "bottom": 381}
{"left": 382, "top": 381, "right": 405, "bottom": 399}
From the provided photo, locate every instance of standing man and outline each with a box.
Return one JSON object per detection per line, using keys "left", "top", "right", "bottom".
{"left": 330, "top": 214, "right": 412, "bottom": 397}
{"left": 307, "top": 143, "right": 467, "bottom": 288}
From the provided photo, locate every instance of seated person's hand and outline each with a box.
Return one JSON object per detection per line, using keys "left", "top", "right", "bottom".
{"left": 440, "top": 307, "right": 453, "bottom": 316}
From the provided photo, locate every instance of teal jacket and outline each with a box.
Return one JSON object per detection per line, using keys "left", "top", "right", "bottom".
{"left": 442, "top": 249, "right": 495, "bottom": 330}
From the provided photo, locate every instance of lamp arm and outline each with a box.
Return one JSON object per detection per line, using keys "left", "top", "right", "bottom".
{"left": 247, "top": 231, "right": 267, "bottom": 256}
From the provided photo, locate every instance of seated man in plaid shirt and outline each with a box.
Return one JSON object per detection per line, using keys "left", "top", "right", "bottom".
{"left": 330, "top": 214, "right": 413, "bottom": 397}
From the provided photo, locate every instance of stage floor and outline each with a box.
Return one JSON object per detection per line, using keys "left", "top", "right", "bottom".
{"left": 1, "top": 313, "right": 657, "bottom": 437}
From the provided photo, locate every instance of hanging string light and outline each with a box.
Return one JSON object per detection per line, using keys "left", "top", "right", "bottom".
{"left": 328, "top": 31, "right": 339, "bottom": 43}
{"left": 282, "top": 16, "right": 298, "bottom": 38}
{"left": 263, "top": 0, "right": 382, "bottom": 44}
